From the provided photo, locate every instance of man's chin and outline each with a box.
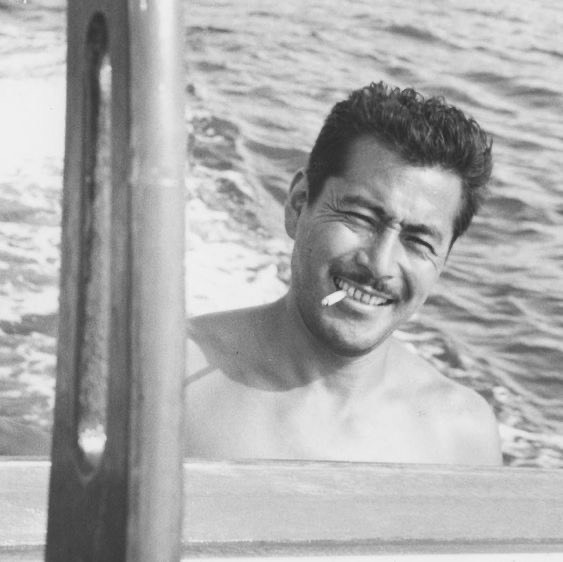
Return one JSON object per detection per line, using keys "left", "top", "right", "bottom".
{"left": 295, "top": 294, "right": 399, "bottom": 356}
{"left": 313, "top": 323, "right": 394, "bottom": 358}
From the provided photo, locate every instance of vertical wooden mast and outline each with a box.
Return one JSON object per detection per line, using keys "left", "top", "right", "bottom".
{"left": 46, "top": 0, "right": 185, "bottom": 560}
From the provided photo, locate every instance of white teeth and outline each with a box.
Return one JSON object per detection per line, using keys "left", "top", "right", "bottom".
{"left": 334, "top": 277, "right": 392, "bottom": 307}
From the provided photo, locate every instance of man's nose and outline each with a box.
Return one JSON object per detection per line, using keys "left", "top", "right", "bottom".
{"left": 355, "top": 228, "right": 402, "bottom": 278}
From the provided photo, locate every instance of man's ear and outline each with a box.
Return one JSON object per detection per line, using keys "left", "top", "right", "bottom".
{"left": 284, "top": 169, "right": 308, "bottom": 239}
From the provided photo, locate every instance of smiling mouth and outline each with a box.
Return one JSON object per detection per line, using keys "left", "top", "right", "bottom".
{"left": 333, "top": 276, "right": 395, "bottom": 307}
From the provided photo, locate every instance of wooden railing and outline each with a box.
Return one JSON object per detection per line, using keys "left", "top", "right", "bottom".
{"left": 3, "top": 458, "right": 563, "bottom": 561}
{"left": 44, "top": 0, "right": 185, "bottom": 560}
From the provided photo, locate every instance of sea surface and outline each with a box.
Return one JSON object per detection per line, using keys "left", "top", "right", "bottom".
{"left": 1, "top": 0, "right": 562, "bottom": 467}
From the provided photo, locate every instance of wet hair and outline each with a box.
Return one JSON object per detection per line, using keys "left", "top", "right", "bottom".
{"left": 306, "top": 81, "right": 493, "bottom": 243}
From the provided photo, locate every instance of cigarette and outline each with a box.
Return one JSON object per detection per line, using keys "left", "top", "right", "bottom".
{"left": 321, "top": 290, "right": 347, "bottom": 307}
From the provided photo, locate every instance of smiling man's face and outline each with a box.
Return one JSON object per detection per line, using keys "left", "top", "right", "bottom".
{"left": 285, "top": 136, "right": 463, "bottom": 356}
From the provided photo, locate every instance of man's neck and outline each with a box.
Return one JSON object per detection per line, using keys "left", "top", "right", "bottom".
{"left": 264, "top": 295, "right": 393, "bottom": 404}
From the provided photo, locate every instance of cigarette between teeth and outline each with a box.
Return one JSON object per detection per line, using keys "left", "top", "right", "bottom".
{"left": 321, "top": 290, "right": 347, "bottom": 307}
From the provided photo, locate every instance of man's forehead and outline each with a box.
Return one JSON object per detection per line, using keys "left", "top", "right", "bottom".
{"left": 342, "top": 135, "right": 461, "bottom": 182}
{"left": 342, "top": 136, "right": 402, "bottom": 176}
{"left": 339, "top": 136, "right": 462, "bottom": 197}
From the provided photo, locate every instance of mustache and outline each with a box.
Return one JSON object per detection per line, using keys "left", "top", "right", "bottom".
{"left": 329, "top": 263, "right": 400, "bottom": 299}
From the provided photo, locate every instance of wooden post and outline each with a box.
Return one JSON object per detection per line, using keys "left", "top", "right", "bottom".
{"left": 45, "top": 0, "right": 185, "bottom": 560}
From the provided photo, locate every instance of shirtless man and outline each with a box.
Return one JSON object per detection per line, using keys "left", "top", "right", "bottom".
{"left": 185, "top": 82, "right": 502, "bottom": 465}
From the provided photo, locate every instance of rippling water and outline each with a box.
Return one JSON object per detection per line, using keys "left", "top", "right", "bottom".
{"left": 1, "top": 0, "right": 562, "bottom": 466}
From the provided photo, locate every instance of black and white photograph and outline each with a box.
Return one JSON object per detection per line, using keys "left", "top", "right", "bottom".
{"left": 1, "top": 0, "right": 562, "bottom": 559}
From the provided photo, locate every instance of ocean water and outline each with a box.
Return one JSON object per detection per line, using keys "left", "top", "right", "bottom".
{"left": 1, "top": 0, "right": 562, "bottom": 466}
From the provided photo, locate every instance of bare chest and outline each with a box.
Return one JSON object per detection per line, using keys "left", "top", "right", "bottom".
{"left": 185, "top": 376, "right": 442, "bottom": 463}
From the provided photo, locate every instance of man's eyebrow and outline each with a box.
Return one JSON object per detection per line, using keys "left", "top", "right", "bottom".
{"left": 339, "top": 194, "right": 444, "bottom": 244}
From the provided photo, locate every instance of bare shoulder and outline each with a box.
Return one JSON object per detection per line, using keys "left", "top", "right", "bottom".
{"left": 188, "top": 308, "right": 249, "bottom": 366}
{"left": 390, "top": 338, "right": 503, "bottom": 466}
{"left": 437, "top": 383, "right": 502, "bottom": 466}
{"left": 184, "top": 304, "right": 281, "bottom": 457}
{"left": 186, "top": 304, "right": 273, "bottom": 378}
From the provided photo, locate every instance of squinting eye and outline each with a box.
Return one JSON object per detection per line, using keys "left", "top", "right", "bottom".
{"left": 405, "top": 235, "right": 436, "bottom": 255}
{"left": 345, "top": 211, "right": 373, "bottom": 224}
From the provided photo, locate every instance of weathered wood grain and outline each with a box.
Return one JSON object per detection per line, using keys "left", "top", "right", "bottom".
{"left": 45, "top": 0, "right": 185, "bottom": 560}
{"left": 4, "top": 459, "right": 563, "bottom": 558}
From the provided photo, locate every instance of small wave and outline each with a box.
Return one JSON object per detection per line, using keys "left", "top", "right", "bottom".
{"left": 0, "top": 196, "right": 39, "bottom": 223}
{"left": 530, "top": 46, "right": 563, "bottom": 61}
{"left": 190, "top": 112, "right": 242, "bottom": 171}
{"left": 0, "top": 1, "right": 24, "bottom": 13}
{"left": 0, "top": 313, "right": 58, "bottom": 337}
{"left": 499, "top": 423, "right": 563, "bottom": 469}
{"left": 197, "top": 60, "right": 229, "bottom": 74}
{"left": 459, "top": 5, "right": 528, "bottom": 25}
{"left": 248, "top": 10, "right": 276, "bottom": 18}
{"left": 486, "top": 194, "right": 531, "bottom": 221}
{"left": 464, "top": 70, "right": 509, "bottom": 87}
{"left": 243, "top": 137, "right": 306, "bottom": 164}
{"left": 385, "top": 24, "right": 440, "bottom": 44}
{"left": 512, "top": 84, "right": 560, "bottom": 99}
{"left": 427, "top": 85, "right": 486, "bottom": 112}
{"left": 0, "top": 0, "right": 64, "bottom": 22}
{"left": 188, "top": 25, "right": 233, "bottom": 35}
{"left": 508, "top": 83, "right": 561, "bottom": 109}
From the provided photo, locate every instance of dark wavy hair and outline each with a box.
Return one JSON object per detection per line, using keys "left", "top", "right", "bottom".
{"left": 306, "top": 82, "right": 493, "bottom": 244}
